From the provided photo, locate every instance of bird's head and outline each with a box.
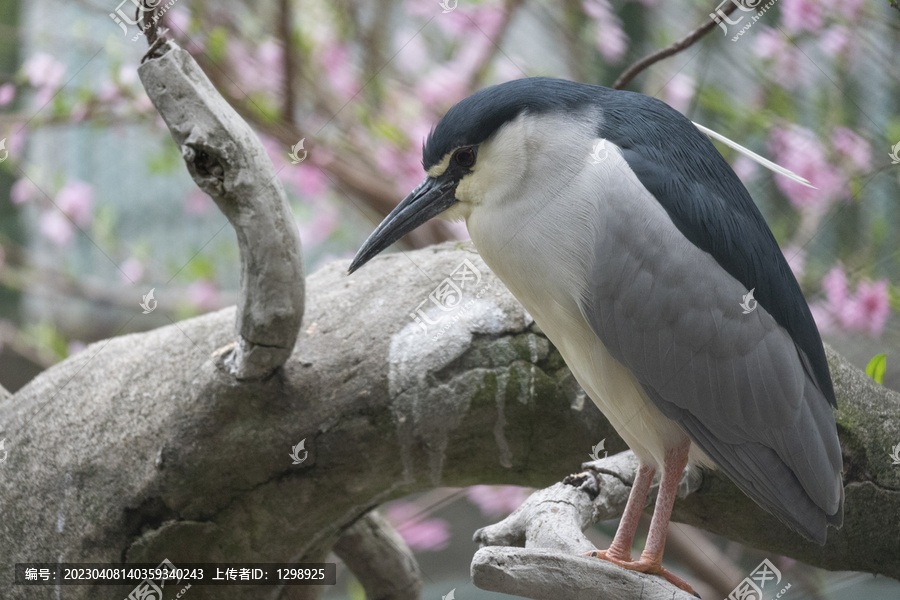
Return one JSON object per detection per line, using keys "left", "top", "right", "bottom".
{"left": 348, "top": 77, "right": 602, "bottom": 273}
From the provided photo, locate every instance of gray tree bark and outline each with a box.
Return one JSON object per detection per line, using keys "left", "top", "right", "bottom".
{"left": 1, "top": 38, "right": 899, "bottom": 600}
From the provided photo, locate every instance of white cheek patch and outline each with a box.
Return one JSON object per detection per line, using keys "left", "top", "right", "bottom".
{"left": 426, "top": 154, "right": 452, "bottom": 178}
{"left": 454, "top": 170, "right": 483, "bottom": 205}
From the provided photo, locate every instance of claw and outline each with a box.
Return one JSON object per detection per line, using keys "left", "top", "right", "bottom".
{"left": 585, "top": 550, "right": 697, "bottom": 597}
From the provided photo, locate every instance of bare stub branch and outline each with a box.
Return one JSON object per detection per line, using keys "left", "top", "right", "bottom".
{"left": 473, "top": 451, "right": 702, "bottom": 600}
{"left": 333, "top": 511, "right": 423, "bottom": 600}
{"left": 472, "top": 547, "right": 697, "bottom": 600}
{"left": 138, "top": 42, "right": 305, "bottom": 379}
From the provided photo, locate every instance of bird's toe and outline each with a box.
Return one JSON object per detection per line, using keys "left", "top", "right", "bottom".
{"left": 585, "top": 551, "right": 697, "bottom": 597}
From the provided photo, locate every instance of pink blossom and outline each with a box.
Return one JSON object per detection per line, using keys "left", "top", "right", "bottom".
{"left": 39, "top": 211, "right": 74, "bottom": 246}
{"left": 583, "top": 0, "right": 628, "bottom": 62}
{"left": 822, "top": 265, "right": 848, "bottom": 309}
{"left": 376, "top": 143, "right": 429, "bottom": 194}
{"left": 810, "top": 265, "right": 848, "bottom": 334}
{"left": 431, "top": 8, "right": 472, "bottom": 36}
{"left": 319, "top": 43, "right": 358, "bottom": 100}
{"left": 11, "top": 178, "right": 39, "bottom": 205}
{"left": 416, "top": 65, "right": 469, "bottom": 108}
{"left": 810, "top": 265, "right": 891, "bottom": 337}
{"left": 781, "top": 0, "right": 823, "bottom": 34}
{"left": 819, "top": 26, "right": 850, "bottom": 58}
{"left": 164, "top": 7, "right": 191, "bottom": 34}
{"left": 753, "top": 28, "right": 810, "bottom": 90}
{"left": 67, "top": 340, "right": 86, "bottom": 356}
{"left": 467, "top": 485, "right": 531, "bottom": 518}
{"left": 228, "top": 40, "right": 283, "bottom": 95}
{"left": 753, "top": 28, "right": 786, "bottom": 60}
{"left": 840, "top": 280, "right": 890, "bottom": 337}
{"left": 6, "top": 129, "right": 26, "bottom": 157}
{"left": 0, "top": 83, "right": 15, "bottom": 106}
{"left": 118, "top": 65, "right": 137, "bottom": 87}
{"left": 768, "top": 125, "right": 846, "bottom": 210}
{"left": 283, "top": 164, "right": 329, "bottom": 199}
{"left": 22, "top": 53, "right": 65, "bottom": 89}
{"left": 835, "top": 0, "right": 866, "bottom": 21}
{"left": 97, "top": 79, "right": 121, "bottom": 103}
{"left": 120, "top": 257, "right": 144, "bottom": 284}
{"left": 298, "top": 205, "right": 339, "bottom": 247}
{"left": 469, "top": 5, "right": 505, "bottom": 38}
{"left": 55, "top": 180, "right": 94, "bottom": 227}
{"left": 429, "top": 3, "right": 504, "bottom": 37}
{"left": 384, "top": 502, "right": 450, "bottom": 551}
{"left": 831, "top": 126, "right": 870, "bottom": 173}
{"left": 664, "top": 73, "right": 695, "bottom": 114}
{"left": 394, "top": 31, "right": 429, "bottom": 74}
{"left": 188, "top": 280, "right": 220, "bottom": 310}
{"left": 732, "top": 156, "right": 760, "bottom": 182}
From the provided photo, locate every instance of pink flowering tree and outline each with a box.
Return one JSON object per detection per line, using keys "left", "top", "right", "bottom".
{"left": 0, "top": 1, "right": 898, "bottom": 598}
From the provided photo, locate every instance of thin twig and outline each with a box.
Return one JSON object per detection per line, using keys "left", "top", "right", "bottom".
{"left": 138, "top": 0, "right": 170, "bottom": 63}
{"left": 613, "top": 2, "right": 739, "bottom": 90}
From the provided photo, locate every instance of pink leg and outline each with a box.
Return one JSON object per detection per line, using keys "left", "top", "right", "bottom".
{"left": 604, "top": 463, "right": 655, "bottom": 561}
{"left": 587, "top": 439, "right": 696, "bottom": 596}
{"left": 640, "top": 440, "right": 689, "bottom": 565}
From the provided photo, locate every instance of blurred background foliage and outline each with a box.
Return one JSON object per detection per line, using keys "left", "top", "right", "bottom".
{"left": 0, "top": 0, "right": 898, "bottom": 598}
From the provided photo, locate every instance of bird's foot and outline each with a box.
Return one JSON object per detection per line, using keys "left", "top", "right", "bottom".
{"left": 585, "top": 550, "right": 699, "bottom": 598}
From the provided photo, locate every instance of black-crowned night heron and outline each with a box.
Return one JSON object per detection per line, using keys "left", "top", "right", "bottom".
{"left": 348, "top": 77, "right": 843, "bottom": 595}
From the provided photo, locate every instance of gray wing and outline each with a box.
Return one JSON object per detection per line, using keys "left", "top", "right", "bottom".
{"left": 581, "top": 165, "right": 843, "bottom": 543}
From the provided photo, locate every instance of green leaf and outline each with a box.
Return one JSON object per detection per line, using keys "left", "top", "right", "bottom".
{"left": 865, "top": 353, "right": 886, "bottom": 385}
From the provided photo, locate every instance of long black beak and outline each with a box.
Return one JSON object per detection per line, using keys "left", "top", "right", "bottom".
{"left": 348, "top": 176, "right": 458, "bottom": 274}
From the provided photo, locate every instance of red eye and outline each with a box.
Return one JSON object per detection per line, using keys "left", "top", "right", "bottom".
{"left": 453, "top": 148, "right": 476, "bottom": 168}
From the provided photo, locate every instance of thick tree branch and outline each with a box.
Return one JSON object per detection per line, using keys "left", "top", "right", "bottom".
{"left": 2, "top": 244, "right": 898, "bottom": 600}
{"left": 333, "top": 511, "right": 423, "bottom": 600}
{"left": 138, "top": 42, "right": 305, "bottom": 379}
